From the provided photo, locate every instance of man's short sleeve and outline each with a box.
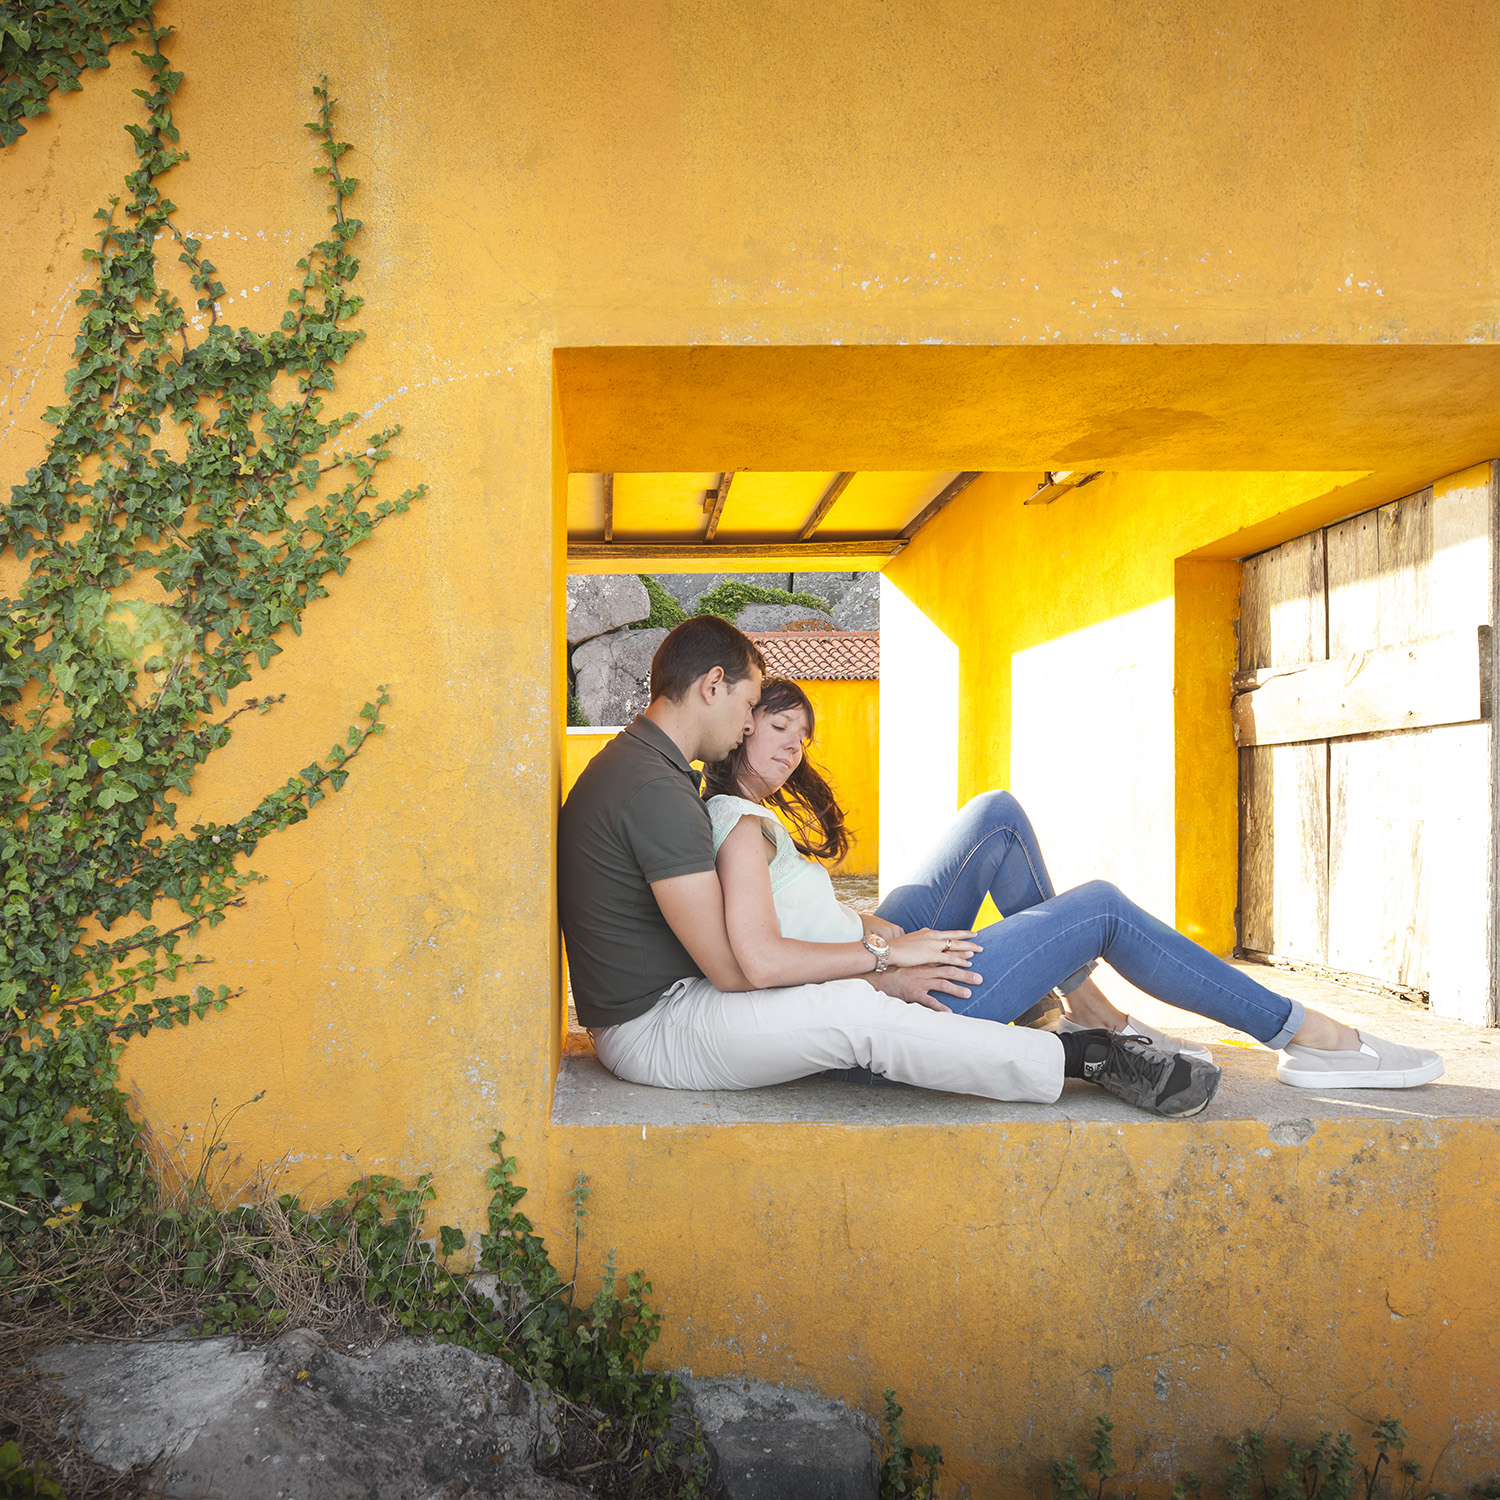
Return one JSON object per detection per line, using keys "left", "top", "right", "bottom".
{"left": 618, "top": 776, "right": 716, "bottom": 882}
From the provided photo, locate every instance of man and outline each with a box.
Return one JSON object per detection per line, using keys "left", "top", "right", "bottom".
{"left": 558, "top": 615, "right": 1221, "bottom": 1116}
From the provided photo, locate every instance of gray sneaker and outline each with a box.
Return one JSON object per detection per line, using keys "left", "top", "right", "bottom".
{"left": 1277, "top": 1031, "right": 1443, "bottom": 1089}
{"left": 1080, "top": 1032, "right": 1222, "bottom": 1118}
{"left": 1059, "top": 1014, "right": 1214, "bottom": 1064}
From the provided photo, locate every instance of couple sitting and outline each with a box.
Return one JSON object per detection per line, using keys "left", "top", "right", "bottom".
{"left": 558, "top": 615, "right": 1443, "bottom": 1117}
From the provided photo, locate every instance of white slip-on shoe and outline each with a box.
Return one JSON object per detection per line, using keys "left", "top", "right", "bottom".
{"left": 1058, "top": 1015, "right": 1214, "bottom": 1064}
{"left": 1277, "top": 1030, "right": 1444, "bottom": 1089}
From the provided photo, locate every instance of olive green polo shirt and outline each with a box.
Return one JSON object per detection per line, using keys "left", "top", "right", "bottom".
{"left": 558, "top": 716, "right": 716, "bottom": 1028}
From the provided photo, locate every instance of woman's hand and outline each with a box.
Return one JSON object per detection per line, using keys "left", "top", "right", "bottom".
{"left": 886, "top": 927, "right": 981, "bottom": 969}
{"left": 860, "top": 912, "right": 905, "bottom": 942}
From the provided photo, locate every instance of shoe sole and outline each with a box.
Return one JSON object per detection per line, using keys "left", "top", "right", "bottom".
{"left": 1276, "top": 1056, "right": 1445, "bottom": 1090}
{"left": 1155, "top": 1064, "right": 1222, "bottom": 1117}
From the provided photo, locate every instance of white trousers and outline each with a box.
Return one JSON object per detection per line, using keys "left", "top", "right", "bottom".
{"left": 591, "top": 976, "right": 1065, "bottom": 1104}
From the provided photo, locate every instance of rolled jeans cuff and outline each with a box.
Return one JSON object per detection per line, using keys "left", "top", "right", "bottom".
{"left": 1263, "top": 999, "right": 1305, "bottom": 1051}
{"left": 1054, "top": 958, "right": 1098, "bottom": 998}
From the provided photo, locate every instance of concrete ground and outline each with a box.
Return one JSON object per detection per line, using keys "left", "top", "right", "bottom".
{"left": 555, "top": 960, "right": 1500, "bottom": 1129}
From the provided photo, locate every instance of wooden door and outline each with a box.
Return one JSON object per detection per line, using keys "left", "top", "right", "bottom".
{"left": 1235, "top": 468, "right": 1496, "bottom": 1025}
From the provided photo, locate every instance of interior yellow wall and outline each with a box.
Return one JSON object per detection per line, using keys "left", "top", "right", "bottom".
{"left": 790, "top": 678, "right": 880, "bottom": 877}
{"left": 8, "top": 1, "right": 1500, "bottom": 1490}
{"left": 563, "top": 684, "right": 879, "bottom": 876}
{"left": 1173, "top": 560, "right": 1244, "bottom": 953}
{"left": 882, "top": 471, "right": 1356, "bottom": 930}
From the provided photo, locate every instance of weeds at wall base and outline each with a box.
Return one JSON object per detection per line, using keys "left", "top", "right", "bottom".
{"left": 1051, "top": 1414, "right": 1500, "bottom": 1500}
{"left": 0, "top": 1130, "right": 713, "bottom": 1499}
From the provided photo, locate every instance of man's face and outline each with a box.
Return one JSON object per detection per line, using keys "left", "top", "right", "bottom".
{"left": 702, "top": 668, "right": 762, "bottom": 762}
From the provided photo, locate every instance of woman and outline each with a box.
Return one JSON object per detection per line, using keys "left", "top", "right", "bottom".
{"left": 702, "top": 677, "right": 1444, "bottom": 1091}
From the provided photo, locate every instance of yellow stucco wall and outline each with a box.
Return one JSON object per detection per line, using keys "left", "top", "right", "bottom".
{"left": 7, "top": 1, "right": 1500, "bottom": 1491}
{"left": 798, "top": 677, "right": 879, "bottom": 877}
{"left": 563, "top": 682, "right": 879, "bottom": 876}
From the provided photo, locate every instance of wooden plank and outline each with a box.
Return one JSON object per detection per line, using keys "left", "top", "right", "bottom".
{"left": 1327, "top": 508, "right": 1379, "bottom": 658}
{"left": 1329, "top": 733, "right": 1428, "bottom": 990}
{"left": 1237, "top": 550, "right": 1272, "bottom": 672}
{"left": 1419, "top": 720, "right": 1492, "bottom": 1022}
{"left": 1231, "top": 628, "right": 1486, "bottom": 746}
{"left": 1267, "top": 528, "right": 1326, "bottom": 666}
{"left": 1375, "top": 486, "right": 1432, "bottom": 649}
{"left": 601, "top": 472, "right": 614, "bottom": 544}
{"left": 1023, "top": 470, "right": 1102, "bottom": 506}
{"left": 1238, "top": 744, "right": 1274, "bottom": 952}
{"left": 1281, "top": 741, "right": 1330, "bottom": 965}
{"left": 1237, "top": 531, "right": 1330, "bottom": 960}
{"left": 568, "top": 539, "right": 906, "bottom": 567}
{"left": 798, "top": 472, "right": 856, "bottom": 540}
{"left": 898, "top": 471, "right": 983, "bottom": 540}
{"left": 1491, "top": 460, "right": 1500, "bottom": 1028}
{"left": 1429, "top": 473, "right": 1490, "bottom": 634}
{"left": 703, "top": 472, "right": 734, "bottom": 540}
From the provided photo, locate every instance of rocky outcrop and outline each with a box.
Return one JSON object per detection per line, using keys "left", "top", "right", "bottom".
{"left": 40, "top": 1327, "right": 583, "bottom": 1500}
{"left": 653, "top": 572, "right": 794, "bottom": 611}
{"left": 571, "top": 626, "right": 667, "bottom": 727}
{"left": 35, "top": 1333, "right": 884, "bottom": 1500}
{"left": 736, "top": 603, "right": 838, "bottom": 632}
{"left": 792, "top": 572, "right": 880, "bottom": 630}
{"left": 684, "top": 1376, "right": 880, "bottom": 1500}
{"left": 565, "top": 574, "right": 649, "bottom": 646}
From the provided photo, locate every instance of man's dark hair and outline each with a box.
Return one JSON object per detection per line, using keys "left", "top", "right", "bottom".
{"left": 650, "top": 615, "right": 765, "bottom": 703}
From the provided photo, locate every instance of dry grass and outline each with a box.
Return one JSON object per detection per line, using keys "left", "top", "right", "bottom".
{"left": 0, "top": 1174, "right": 416, "bottom": 1500}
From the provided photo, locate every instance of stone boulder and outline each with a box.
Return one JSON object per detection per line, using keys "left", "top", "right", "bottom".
{"left": 792, "top": 572, "right": 879, "bottom": 630}
{"left": 40, "top": 1327, "right": 585, "bottom": 1500}
{"left": 736, "top": 603, "right": 838, "bottom": 633}
{"left": 565, "top": 574, "right": 649, "bottom": 646}
{"left": 653, "top": 572, "right": 793, "bottom": 611}
{"left": 572, "top": 626, "right": 666, "bottom": 727}
{"left": 684, "top": 1376, "right": 880, "bottom": 1500}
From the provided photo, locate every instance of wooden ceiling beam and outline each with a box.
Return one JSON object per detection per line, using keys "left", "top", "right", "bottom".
{"left": 798, "top": 471, "right": 856, "bottom": 540}
{"left": 898, "top": 471, "right": 983, "bottom": 540}
{"left": 703, "top": 471, "right": 734, "bottom": 540}
{"left": 569, "top": 539, "right": 905, "bottom": 565}
{"left": 602, "top": 472, "right": 614, "bottom": 542}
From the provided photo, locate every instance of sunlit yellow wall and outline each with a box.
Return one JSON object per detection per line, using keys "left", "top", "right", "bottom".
{"left": 563, "top": 731, "right": 616, "bottom": 801}
{"left": 884, "top": 470, "right": 1362, "bottom": 940}
{"left": 789, "top": 677, "right": 880, "bottom": 877}
{"left": 8, "top": 1, "right": 1500, "bottom": 1492}
{"left": 563, "top": 686, "right": 878, "bottom": 875}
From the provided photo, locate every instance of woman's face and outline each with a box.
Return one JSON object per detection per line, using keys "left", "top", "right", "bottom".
{"left": 740, "top": 702, "right": 810, "bottom": 796}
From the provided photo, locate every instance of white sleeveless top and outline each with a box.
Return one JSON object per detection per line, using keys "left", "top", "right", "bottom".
{"left": 706, "top": 795, "right": 864, "bottom": 945}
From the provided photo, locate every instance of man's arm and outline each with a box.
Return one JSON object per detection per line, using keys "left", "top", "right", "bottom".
{"left": 650, "top": 869, "right": 755, "bottom": 992}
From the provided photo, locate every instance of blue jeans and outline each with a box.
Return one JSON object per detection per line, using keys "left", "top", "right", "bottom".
{"left": 875, "top": 791, "right": 1304, "bottom": 1047}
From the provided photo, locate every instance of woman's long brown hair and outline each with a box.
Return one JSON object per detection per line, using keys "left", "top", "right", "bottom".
{"left": 702, "top": 676, "right": 850, "bottom": 863}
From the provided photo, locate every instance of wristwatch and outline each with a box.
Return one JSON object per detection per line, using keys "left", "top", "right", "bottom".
{"left": 861, "top": 933, "right": 890, "bottom": 973}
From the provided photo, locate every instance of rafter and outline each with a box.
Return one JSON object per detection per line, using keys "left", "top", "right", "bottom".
{"left": 798, "top": 471, "right": 856, "bottom": 540}
{"left": 898, "top": 471, "right": 983, "bottom": 540}
{"left": 568, "top": 539, "right": 904, "bottom": 566}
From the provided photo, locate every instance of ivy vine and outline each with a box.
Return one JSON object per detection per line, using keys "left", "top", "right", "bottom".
{"left": 0, "top": 25, "right": 424, "bottom": 1231}
{"left": 1, "top": 0, "right": 154, "bottom": 147}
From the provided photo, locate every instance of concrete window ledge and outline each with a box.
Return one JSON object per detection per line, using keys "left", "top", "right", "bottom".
{"left": 553, "top": 965, "right": 1500, "bottom": 1129}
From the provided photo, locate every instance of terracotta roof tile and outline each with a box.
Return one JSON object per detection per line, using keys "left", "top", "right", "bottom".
{"left": 746, "top": 630, "right": 879, "bottom": 681}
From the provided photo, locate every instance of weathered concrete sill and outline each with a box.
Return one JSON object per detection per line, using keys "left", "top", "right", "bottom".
{"left": 554, "top": 963, "right": 1500, "bottom": 1129}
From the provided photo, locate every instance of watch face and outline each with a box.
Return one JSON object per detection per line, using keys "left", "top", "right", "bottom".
{"left": 867, "top": 934, "right": 889, "bottom": 953}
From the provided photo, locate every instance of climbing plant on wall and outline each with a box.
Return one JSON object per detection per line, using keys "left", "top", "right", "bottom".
{"left": 1, "top": 0, "right": 155, "bottom": 146}
{"left": 0, "top": 23, "right": 424, "bottom": 1231}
